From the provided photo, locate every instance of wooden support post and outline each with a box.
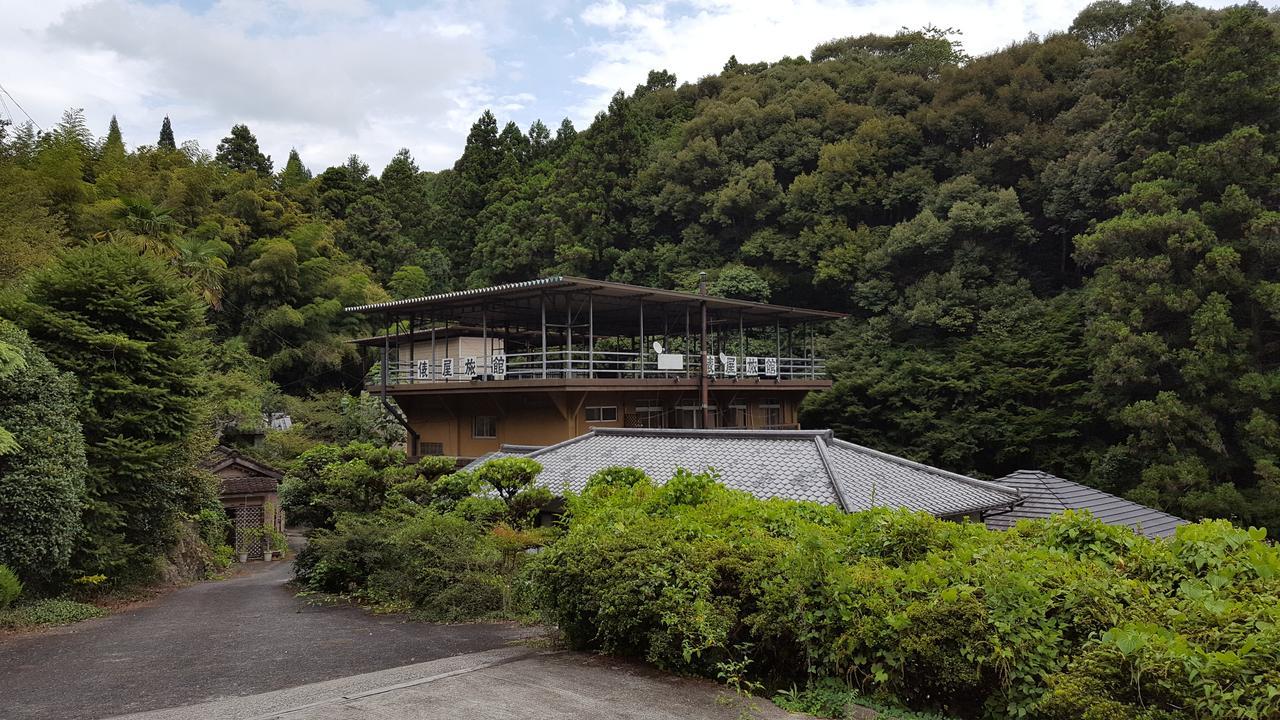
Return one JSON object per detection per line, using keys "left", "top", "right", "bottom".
{"left": 698, "top": 272, "right": 709, "bottom": 429}
{"left": 638, "top": 298, "right": 645, "bottom": 378}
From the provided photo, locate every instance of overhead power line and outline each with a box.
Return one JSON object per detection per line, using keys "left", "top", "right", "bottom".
{"left": 0, "top": 81, "right": 42, "bottom": 131}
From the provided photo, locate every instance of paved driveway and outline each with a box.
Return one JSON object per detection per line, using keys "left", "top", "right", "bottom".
{"left": 0, "top": 561, "right": 531, "bottom": 720}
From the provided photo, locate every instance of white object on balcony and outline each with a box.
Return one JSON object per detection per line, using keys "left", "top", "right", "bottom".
{"left": 656, "top": 353, "right": 684, "bottom": 370}
{"left": 652, "top": 341, "right": 664, "bottom": 354}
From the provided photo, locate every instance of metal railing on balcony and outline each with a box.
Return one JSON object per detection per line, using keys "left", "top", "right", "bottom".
{"left": 377, "top": 350, "right": 826, "bottom": 385}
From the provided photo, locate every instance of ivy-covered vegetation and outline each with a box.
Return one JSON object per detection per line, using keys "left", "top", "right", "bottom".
{"left": 529, "top": 471, "right": 1280, "bottom": 719}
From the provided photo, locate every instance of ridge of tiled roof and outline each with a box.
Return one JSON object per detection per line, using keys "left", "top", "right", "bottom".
{"left": 458, "top": 444, "right": 543, "bottom": 472}
{"left": 513, "top": 428, "right": 1021, "bottom": 518}
{"left": 204, "top": 445, "right": 283, "bottom": 479}
{"left": 986, "top": 469, "right": 1186, "bottom": 538}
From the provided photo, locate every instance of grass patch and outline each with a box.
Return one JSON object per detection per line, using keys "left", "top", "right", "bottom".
{"left": 0, "top": 598, "right": 105, "bottom": 630}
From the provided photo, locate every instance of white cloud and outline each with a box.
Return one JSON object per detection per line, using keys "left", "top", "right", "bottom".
{"left": 0, "top": 0, "right": 498, "bottom": 170}
{"left": 581, "top": 0, "right": 628, "bottom": 28}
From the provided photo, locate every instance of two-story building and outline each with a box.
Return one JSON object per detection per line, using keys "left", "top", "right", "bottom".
{"left": 347, "top": 276, "right": 845, "bottom": 462}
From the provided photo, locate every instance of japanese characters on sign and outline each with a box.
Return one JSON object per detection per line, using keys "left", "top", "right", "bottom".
{"left": 490, "top": 354, "right": 507, "bottom": 379}
{"left": 441, "top": 357, "right": 454, "bottom": 379}
{"left": 722, "top": 356, "right": 738, "bottom": 376}
{"left": 416, "top": 359, "right": 432, "bottom": 380}
{"left": 463, "top": 356, "right": 477, "bottom": 377}
{"left": 764, "top": 357, "right": 778, "bottom": 377}
{"left": 745, "top": 356, "right": 759, "bottom": 375}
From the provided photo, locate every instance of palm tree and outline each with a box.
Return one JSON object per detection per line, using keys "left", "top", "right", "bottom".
{"left": 173, "top": 236, "right": 229, "bottom": 309}
{"left": 115, "top": 198, "right": 178, "bottom": 256}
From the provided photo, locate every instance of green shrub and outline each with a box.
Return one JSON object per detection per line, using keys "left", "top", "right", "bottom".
{"left": 0, "top": 598, "right": 104, "bottom": 629}
{"left": 0, "top": 322, "right": 87, "bottom": 586}
{"left": 529, "top": 472, "right": 1280, "bottom": 719}
{"left": 280, "top": 442, "right": 457, "bottom": 530}
{"left": 298, "top": 505, "right": 542, "bottom": 621}
{"left": 0, "top": 564, "right": 22, "bottom": 608}
{"left": 194, "top": 507, "right": 232, "bottom": 549}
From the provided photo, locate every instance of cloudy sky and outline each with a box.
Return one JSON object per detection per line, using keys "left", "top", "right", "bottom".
{"left": 0, "top": 0, "right": 1231, "bottom": 173}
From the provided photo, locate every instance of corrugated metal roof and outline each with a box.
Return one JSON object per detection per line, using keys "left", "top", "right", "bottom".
{"left": 347, "top": 277, "right": 568, "bottom": 313}
{"left": 985, "top": 470, "right": 1187, "bottom": 538}
{"left": 344, "top": 275, "right": 847, "bottom": 322}
{"left": 508, "top": 428, "right": 1021, "bottom": 518}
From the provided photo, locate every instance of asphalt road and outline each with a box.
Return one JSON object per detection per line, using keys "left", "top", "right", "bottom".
{"left": 0, "top": 560, "right": 532, "bottom": 720}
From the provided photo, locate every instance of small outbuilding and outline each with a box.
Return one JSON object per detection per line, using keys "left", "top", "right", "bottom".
{"left": 985, "top": 469, "right": 1187, "bottom": 538}
{"left": 469, "top": 428, "right": 1023, "bottom": 521}
{"left": 203, "top": 446, "right": 285, "bottom": 560}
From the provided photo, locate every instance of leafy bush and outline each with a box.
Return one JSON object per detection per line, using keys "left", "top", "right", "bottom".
{"left": 279, "top": 442, "right": 455, "bottom": 529}
{"left": 0, "top": 598, "right": 104, "bottom": 629}
{"left": 297, "top": 506, "right": 545, "bottom": 621}
{"left": 0, "top": 322, "right": 87, "bottom": 586}
{"left": 291, "top": 444, "right": 549, "bottom": 620}
{"left": 528, "top": 473, "right": 1280, "bottom": 719}
{"left": 0, "top": 564, "right": 21, "bottom": 609}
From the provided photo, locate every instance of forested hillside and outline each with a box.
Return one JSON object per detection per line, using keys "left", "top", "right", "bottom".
{"left": 1, "top": 0, "right": 1277, "bottom": 545}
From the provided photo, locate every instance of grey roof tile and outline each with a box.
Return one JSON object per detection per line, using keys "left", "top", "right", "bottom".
{"left": 985, "top": 470, "right": 1187, "bottom": 538}
{"left": 459, "top": 445, "right": 540, "bottom": 472}
{"left": 516, "top": 428, "right": 1021, "bottom": 518}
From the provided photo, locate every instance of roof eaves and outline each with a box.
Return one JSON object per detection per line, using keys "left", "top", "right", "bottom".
{"left": 588, "top": 427, "right": 829, "bottom": 441}
{"left": 525, "top": 427, "right": 602, "bottom": 461}
{"left": 828, "top": 438, "right": 1021, "bottom": 502}
{"left": 345, "top": 276, "right": 568, "bottom": 313}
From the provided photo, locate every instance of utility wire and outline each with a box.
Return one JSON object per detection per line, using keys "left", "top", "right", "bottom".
{"left": 0, "top": 82, "right": 41, "bottom": 131}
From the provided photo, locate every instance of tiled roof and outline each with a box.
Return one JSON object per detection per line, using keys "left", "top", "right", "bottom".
{"left": 985, "top": 470, "right": 1186, "bottom": 538}
{"left": 824, "top": 439, "right": 1025, "bottom": 516}
{"left": 203, "top": 446, "right": 283, "bottom": 479}
{"left": 459, "top": 445, "right": 541, "bottom": 472}
{"left": 220, "top": 475, "right": 279, "bottom": 495}
{"left": 515, "top": 428, "right": 1021, "bottom": 518}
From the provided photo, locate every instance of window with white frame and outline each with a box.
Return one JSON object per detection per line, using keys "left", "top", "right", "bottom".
{"left": 584, "top": 406, "right": 618, "bottom": 423}
{"left": 472, "top": 415, "right": 497, "bottom": 438}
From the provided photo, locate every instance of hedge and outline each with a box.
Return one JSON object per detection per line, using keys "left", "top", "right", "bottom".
{"left": 527, "top": 471, "right": 1280, "bottom": 719}
{"left": 0, "top": 322, "right": 87, "bottom": 586}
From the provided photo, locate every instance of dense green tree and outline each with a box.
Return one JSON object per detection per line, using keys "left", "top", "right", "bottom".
{"left": 3, "top": 243, "right": 212, "bottom": 582}
{"left": 389, "top": 265, "right": 431, "bottom": 299}
{"left": 0, "top": 322, "right": 87, "bottom": 586}
{"left": 100, "top": 116, "right": 125, "bottom": 166}
{"left": 216, "top": 123, "right": 273, "bottom": 175}
{"left": 279, "top": 148, "right": 311, "bottom": 190}
{"left": 2, "top": 2, "right": 1277, "bottom": 535}
{"left": 158, "top": 116, "right": 176, "bottom": 150}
